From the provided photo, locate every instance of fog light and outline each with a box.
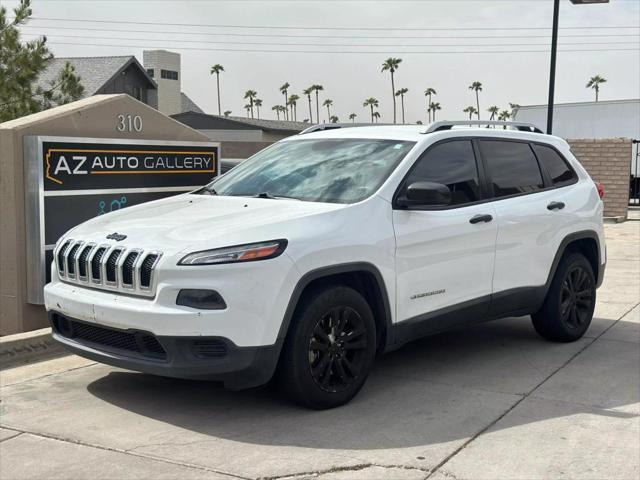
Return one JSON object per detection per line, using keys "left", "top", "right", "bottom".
{"left": 176, "top": 289, "right": 227, "bottom": 310}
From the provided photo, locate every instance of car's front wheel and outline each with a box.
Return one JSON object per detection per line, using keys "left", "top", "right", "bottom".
{"left": 278, "top": 285, "right": 377, "bottom": 409}
{"left": 532, "top": 252, "right": 596, "bottom": 342}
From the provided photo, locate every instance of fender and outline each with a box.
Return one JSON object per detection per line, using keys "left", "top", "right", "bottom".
{"left": 544, "top": 230, "right": 603, "bottom": 290}
{"left": 276, "top": 262, "right": 394, "bottom": 351}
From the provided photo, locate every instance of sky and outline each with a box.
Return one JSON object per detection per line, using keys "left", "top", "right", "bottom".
{"left": 7, "top": 0, "right": 640, "bottom": 124}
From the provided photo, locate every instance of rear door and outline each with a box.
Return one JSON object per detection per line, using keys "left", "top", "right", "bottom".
{"left": 393, "top": 139, "right": 497, "bottom": 324}
{"left": 477, "top": 139, "right": 571, "bottom": 314}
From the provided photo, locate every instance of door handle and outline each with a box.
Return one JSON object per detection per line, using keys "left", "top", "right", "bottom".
{"left": 547, "top": 201, "right": 565, "bottom": 211}
{"left": 469, "top": 214, "right": 493, "bottom": 224}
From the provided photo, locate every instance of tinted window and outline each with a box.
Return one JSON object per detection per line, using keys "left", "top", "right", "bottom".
{"left": 480, "top": 140, "right": 544, "bottom": 198}
{"left": 533, "top": 144, "right": 577, "bottom": 187}
{"left": 405, "top": 140, "right": 480, "bottom": 205}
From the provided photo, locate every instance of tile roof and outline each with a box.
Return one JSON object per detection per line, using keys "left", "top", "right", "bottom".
{"left": 36, "top": 56, "right": 154, "bottom": 97}
{"left": 180, "top": 92, "right": 204, "bottom": 114}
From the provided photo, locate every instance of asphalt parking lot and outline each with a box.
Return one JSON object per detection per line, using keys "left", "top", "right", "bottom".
{"left": 1, "top": 216, "right": 638, "bottom": 480}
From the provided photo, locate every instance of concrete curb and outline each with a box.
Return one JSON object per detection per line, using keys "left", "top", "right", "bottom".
{"left": 0, "top": 328, "right": 67, "bottom": 369}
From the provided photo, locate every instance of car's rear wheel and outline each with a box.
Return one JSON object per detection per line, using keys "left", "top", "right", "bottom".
{"left": 532, "top": 252, "right": 596, "bottom": 342}
{"left": 278, "top": 285, "right": 376, "bottom": 409}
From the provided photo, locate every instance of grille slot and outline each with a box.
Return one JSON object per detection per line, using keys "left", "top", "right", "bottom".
{"left": 140, "top": 254, "right": 159, "bottom": 288}
{"left": 105, "top": 249, "right": 123, "bottom": 283}
{"left": 66, "top": 243, "right": 81, "bottom": 277}
{"left": 91, "top": 247, "right": 107, "bottom": 282}
{"left": 77, "top": 245, "right": 93, "bottom": 279}
{"left": 52, "top": 315, "right": 167, "bottom": 360}
{"left": 121, "top": 251, "right": 140, "bottom": 286}
{"left": 57, "top": 240, "right": 71, "bottom": 274}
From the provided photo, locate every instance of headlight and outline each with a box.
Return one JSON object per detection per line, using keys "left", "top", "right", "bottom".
{"left": 178, "top": 239, "right": 288, "bottom": 266}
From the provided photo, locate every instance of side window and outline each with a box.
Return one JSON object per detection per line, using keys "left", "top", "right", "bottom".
{"left": 532, "top": 144, "right": 577, "bottom": 187}
{"left": 405, "top": 140, "right": 480, "bottom": 206}
{"left": 479, "top": 140, "right": 544, "bottom": 198}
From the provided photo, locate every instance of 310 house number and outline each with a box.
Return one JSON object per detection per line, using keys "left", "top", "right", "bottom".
{"left": 116, "top": 114, "right": 143, "bottom": 132}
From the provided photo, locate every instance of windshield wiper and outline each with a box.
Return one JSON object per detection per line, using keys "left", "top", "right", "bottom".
{"left": 253, "top": 192, "right": 300, "bottom": 200}
{"left": 200, "top": 185, "right": 217, "bottom": 195}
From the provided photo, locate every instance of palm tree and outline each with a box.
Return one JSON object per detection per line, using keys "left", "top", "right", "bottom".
{"left": 244, "top": 104, "right": 251, "bottom": 118}
{"left": 424, "top": 87, "right": 436, "bottom": 122}
{"left": 363, "top": 97, "right": 379, "bottom": 122}
{"left": 279, "top": 105, "right": 288, "bottom": 119}
{"left": 223, "top": 110, "right": 231, "bottom": 117}
{"left": 498, "top": 110, "right": 511, "bottom": 128}
{"left": 330, "top": 115, "right": 339, "bottom": 123}
{"left": 243, "top": 90, "right": 257, "bottom": 118}
{"left": 487, "top": 105, "right": 499, "bottom": 121}
{"left": 509, "top": 102, "right": 521, "bottom": 120}
{"left": 303, "top": 87, "right": 314, "bottom": 123}
{"left": 254, "top": 98, "right": 263, "bottom": 119}
{"left": 210, "top": 64, "right": 224, "bottom": 115}
{"left": 372, "top": 111, "right": 381, "bottom": 123}
{"left": 272, "top": 105, "right": 282, "bottom": 120}
{"left": 463, "top": 106, "right": 478, "bottom": 120}
{"left": 288, "top": 94, "right": 300, "bottom": 121}
{"left": 312, "top": 85, "right": 324, "bottom": 123}
{"left": 279, "top": 83, "right": 290, "bottom": 120}
{"left": 586, "top": 75, "right": 607, "bottom": 102}
{"left": 468, "top": 81, "right": 483, "bottom": 119}
{"left": 395, "top": 87, "right": 409, "bottom": 124}
{"left": 381, "top": 57, "right": 402, "bottom": 123}
{"left": 323, "top": 99, "right": 333, "bottom": 121}
{"left": 348, "top": 113, "right": 357, "bottom": 123}
{"left": 429, "top": 101, "right": 441, "bottom": 121}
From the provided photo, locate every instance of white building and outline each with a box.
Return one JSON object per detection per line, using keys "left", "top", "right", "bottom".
{"left": 515, "top": 99, "right": 639, "bottom": 179}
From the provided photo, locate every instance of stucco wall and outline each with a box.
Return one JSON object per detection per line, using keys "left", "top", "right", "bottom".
{"left": 568, "top": 138, "right": 632, "bottom": 219}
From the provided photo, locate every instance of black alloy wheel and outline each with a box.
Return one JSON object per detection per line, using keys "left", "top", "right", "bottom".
{"left": 308, "top": 305, "right": 368, "bottom": 393}
{"left": 532, "top": 252, "right": 596, "bottom": 342}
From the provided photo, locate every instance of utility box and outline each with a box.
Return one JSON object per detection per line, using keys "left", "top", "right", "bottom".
{"left": 0, "top": 94, "right": 219, "bottom": 335}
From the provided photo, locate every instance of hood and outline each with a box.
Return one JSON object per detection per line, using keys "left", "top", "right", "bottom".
{"left": 64, "top": 194, "right": 344, "bottom": 255}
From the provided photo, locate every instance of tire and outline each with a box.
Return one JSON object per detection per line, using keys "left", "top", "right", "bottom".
{"left": 532, "top": 252, "right": 596, "bottom": 342}
{"left": 277, "top": 285, "right": 377, "bottom": 409}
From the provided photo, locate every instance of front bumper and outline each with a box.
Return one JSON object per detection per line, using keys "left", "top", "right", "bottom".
{"left": 49, "top": 312, "right": 281, "bottom": 389}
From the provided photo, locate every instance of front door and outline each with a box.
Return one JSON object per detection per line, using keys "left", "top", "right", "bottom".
{"left": 393, "top": 139, "right": 497, "bottom": 326}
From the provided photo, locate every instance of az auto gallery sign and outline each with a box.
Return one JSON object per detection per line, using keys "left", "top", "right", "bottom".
{"left": 24, "top": 136, "right": 220, "bottom": 304}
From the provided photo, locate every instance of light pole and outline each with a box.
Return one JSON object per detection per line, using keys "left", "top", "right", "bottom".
{"left": 546, "top": 0, "right": 609, "bottom": 134}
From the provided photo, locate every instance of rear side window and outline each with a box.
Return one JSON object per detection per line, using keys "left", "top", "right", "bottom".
{"left": 532, "top": 144, "right": 577, "bottom": 187}
{"left": 405, "top": 140, "right": 480, "bottom": 205}
{"left": 479, "top": 140, "right": 544, "bottom": 198}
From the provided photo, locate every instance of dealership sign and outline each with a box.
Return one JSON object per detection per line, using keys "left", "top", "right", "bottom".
{"left": 24, "top": 136, "right": 220, "bottom": 304}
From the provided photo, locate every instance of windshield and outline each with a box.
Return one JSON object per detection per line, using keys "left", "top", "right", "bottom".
{"left": 205, "top": 138, "right": 415, "bottom": 204}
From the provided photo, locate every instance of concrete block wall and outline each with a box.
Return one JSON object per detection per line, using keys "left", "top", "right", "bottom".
{"left": 567, "top": 138, "right": 632, "bottom": 219}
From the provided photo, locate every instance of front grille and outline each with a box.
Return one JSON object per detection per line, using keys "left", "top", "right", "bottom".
{"left": 54, "top": 239, "right": 162, "bottom": 297}
{"left": 52, "top": 314, "right": 166, "bottom": 360}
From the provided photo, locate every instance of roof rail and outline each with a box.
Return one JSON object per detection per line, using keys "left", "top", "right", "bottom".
{"left": 299, "top": 123, "right": 395, "bottom": 135}
{"left": 423, "top": 120, "right": 543, "bottom": 134}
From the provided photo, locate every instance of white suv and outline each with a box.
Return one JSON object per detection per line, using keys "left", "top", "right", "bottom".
{"left": 45, "top": 121, "right": 606, "bottom": 409}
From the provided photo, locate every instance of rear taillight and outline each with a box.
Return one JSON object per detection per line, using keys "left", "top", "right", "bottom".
{"left": 596, "top": 182, "right": 604, "bottom": 200}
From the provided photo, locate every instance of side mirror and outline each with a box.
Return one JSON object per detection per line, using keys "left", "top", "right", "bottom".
{"left": 397, "top": 181, "right": 451, "bottom": 207}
